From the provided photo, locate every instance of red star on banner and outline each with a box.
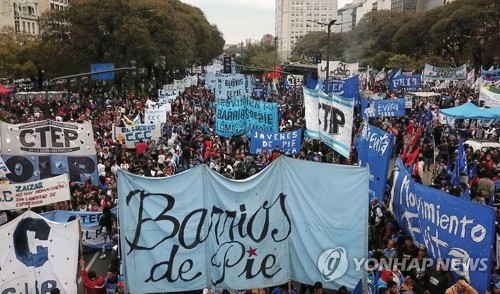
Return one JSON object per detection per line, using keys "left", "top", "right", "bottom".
{"left": 247, "top": 247, "right": 257, "bottom": 257}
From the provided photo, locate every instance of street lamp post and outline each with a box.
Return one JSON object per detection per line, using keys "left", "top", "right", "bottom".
{"left": 325, "top": 19, "right": 336, "bottom": 94}
{"left": 274, "top": 36, "right": 278, "bottom": 70}
{"left": 307, "top": 19, "right": 337, "bottom": 93}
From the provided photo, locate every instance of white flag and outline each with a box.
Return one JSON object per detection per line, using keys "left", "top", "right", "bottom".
{"left": 0, "top": 210, "right": 79, "bottom": 293}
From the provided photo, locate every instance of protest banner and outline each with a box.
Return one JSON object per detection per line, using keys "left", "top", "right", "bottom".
{"left": 215, "top": 97, "right": 247, "bottom": 137}
{"left": 391, "top": 158, "right": 495, "bottom": 294}
{"left": 389, "top": 75, "right": 422, "bottom": 91}
{"left": 0, "top": 210, "right": 79, "bottom": 293}
{"left": 479, "top": 87, "right": 500, "bottom": 108}
{"left": 145, "top": 102, "right": 170, "bottom": 124}
{"left": 118, "top": 156, "right": 369, "bottom": 293}
{"left": 246, "top": 98, "right": 279, "bottom": 135}
{"left": 250, "top": 129, "right": 302, "bottom": 155}
{"left": 112, "top": 124, "right": 163, "bottom": 149}
{"left": 304, "top": 87, "right": 354, "bottom": 158}
{"left": 361, "top": 99, "right": 406, "bottom": 119}
{"left": 215, "top": 97, "right": 278, "bottom": 138}
{"left": 318, "top": 61, "right": 359, "bottom": 80}
{"left": 0, "top": 120, "right": 99, "bottom": 185}
{"left": 423, "top": 64, "right": 467, "bottom": 80}
{"left": 404, "top": 95, "right": 413, "bottom": 109}
{"left": 0, "top": 174, "right": 70, "bottom": 210}
{"left": 354, "top": 124, "right": 394, "bottom": 202}
{"left": 42, "top": 208, "right": 118, "bottom": 250}
{"left": 215, "top": 73, "right": 253, "bottom": 101}
{"left": 481, "top": 67, "right": 500, "bottom": 82}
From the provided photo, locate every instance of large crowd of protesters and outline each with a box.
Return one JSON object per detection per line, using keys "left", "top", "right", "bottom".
{"left": 0, "top": 68, "right": 498, "bottom": 294}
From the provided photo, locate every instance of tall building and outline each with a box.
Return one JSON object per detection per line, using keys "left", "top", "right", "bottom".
{"left": 275, "top": 0, "right": 338, "bottom": 61}
{"left": 0, "top": 0, "right": 70, "bottom": 35}
{"left": 416, "top": 0, "right": 456, "bottom": 12}
{"left": 391, "top": 0, "right": 417, "bottom": 11}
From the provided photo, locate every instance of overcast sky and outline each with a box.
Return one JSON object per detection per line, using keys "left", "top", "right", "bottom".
{"left": 180, "top": 0, "right": 349, "bottom": 45}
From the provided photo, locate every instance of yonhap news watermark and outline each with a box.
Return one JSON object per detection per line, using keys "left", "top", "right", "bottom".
{"left": 317, "top": 247, "right": 489, "bottom": 282}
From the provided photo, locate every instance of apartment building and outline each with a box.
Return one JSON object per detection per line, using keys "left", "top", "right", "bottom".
{"left": 275, "top": 0, "right": 338, "bottom": 61}
{"left": 0, "top": 0, "right": 70, "bottom": 35}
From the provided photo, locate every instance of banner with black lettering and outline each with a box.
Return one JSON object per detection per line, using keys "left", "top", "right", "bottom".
{"left": 250, "top": 129, "right": 302, "bottom": 155}
{"left": 215, "top": 73, "right": 254, "bottom": 101}
{"left": 0, "top": 210, "right": 79, "bottom": 293}
{"left": 118, "top": 156, "right": 369, "bottom": 293}
{"left": 0, "top": 174, "right": 70, "bottom": 210}
{"left": 42, "top": 208, "right": 118, "bottom": 249}
{"left": 423, "top": 64, "right": 467, "bottom": 80}
{"left": 145, "top": 100, "right": 170, "bottom": 124}
{"left": 112, "top": 124, "right": 163, "bottom": 149}
{"left": 318, "top": 61, "right": 359, "bottom": 80}
{"left": 304, "top": 87, "right": 354, "bottom": 158}
{"left": 0, "top": 120, "right": 99, "bottom": 185}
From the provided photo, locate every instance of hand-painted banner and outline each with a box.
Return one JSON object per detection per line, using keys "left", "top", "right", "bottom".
{"left": 391, "top": 158, "right": 495, "bottom": 294}
{"left": 253, "top": 87, "right": 264, "bottom": 98}
{"left": 113, "top": 124, "right": 163, "bottom": 149}
{"left": 215, "top": 73, "right": 254, "bottom": 101}
{"left": 118, "top": 156, "right": 369, "bottom": 293}
{"left": 0, "top": 210, "right": 79, "bottom": 294}
{"left": 354, "top": 124, "right": 393, "bottom": 202}
{"left": 404, "top": 95, "right": 413, "bottom": 109}
{"left": 215, "top": 98, "right": 278, "bottom": 138}
{"left": 246, "top": 98, "right": 279, "bottom": 135}
{"left": 318, "top": 61, "right": 359, "bottom": 80}
{"left": 361, "top": 99, "right": 406, "bottom": 118}
{"left": 145, "top": 101, "right": 170, "bottom": 124}
{"left": 479, "top": 87, "right": 500, "bottom": 108}
{"left": 304, "top": 87, "right": 354, "bottom": 158}
{"left": 249, "top": 129, "right": 302, "bottom": 155}
{"left": 158, "top": 89, "right": 177, "bottom": 103}
{"left": 389, "top": 75, "right": 422, "bottom": 91}
{"left": 0, "top": 174, "right": 70, "bottom": 210}
{"left": 423, "top": 64, "right": 467, "bottom": 80}
{"left": 42, "top": 208, "right": 117, "bottom": 249}
{"left": 0, "top": 120, "right": 99, "bottom": 185}
{"left": 481, "top": 67, "right": 500, "bottom": 82}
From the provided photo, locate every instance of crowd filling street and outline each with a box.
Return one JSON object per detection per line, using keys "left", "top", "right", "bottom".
{"left": 0, "top": 66, "right": 498, "bottom": 294}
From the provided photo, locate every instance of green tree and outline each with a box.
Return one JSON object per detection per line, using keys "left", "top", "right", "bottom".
{"left": 0, "top": 27, "right": 38, "bottom": 81}
{"left": 38, "top": 0, "right": 224, "bottom": 82}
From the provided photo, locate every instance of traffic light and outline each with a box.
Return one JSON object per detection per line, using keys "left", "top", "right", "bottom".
{"left": 223, "top": 56, "right": 232, "bottom": 73}
{"left": 315, "top": 53, "right": 322, "bottom": 64}
{"left": 130, "top": 60, "right": 137, "bottom": 77}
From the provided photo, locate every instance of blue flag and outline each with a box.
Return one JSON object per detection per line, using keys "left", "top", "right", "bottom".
{"left": 355, "top": 124, "right": 394, "bottom": 202}
{"left": 389, "top": 74, "right": 421, "bottom": 92}
{"left": 361, "top": 99, "right": 406, "bottom": 118}
{"left": 392, "top": 158, "right": 495, "bottom": 294}
{"left": 461, "top": 188, "right": 471, "bottom": 201}
{"left": 458, "top": 135, "right": 467, "bottom": 174}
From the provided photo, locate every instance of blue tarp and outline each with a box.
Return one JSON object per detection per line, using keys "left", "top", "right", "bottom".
{"left": 439, "top": 102, "right": 499, "bottom": 119}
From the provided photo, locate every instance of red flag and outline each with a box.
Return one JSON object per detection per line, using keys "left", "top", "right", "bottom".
{"left": 406, "top": 146, "right": 421, "bottom": 167}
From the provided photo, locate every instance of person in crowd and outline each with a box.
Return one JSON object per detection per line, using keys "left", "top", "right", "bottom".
{"left": 80, "top": 258, "right": 106, "bottom": 294}
{"left": 445, "top": 277, "right": 478, "bottom": 294}
{"left": 104, "top": 266, "right": 123, "bottom": 294}
{"left": 99, "top": 205, "right": 116, "bottom": 259}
